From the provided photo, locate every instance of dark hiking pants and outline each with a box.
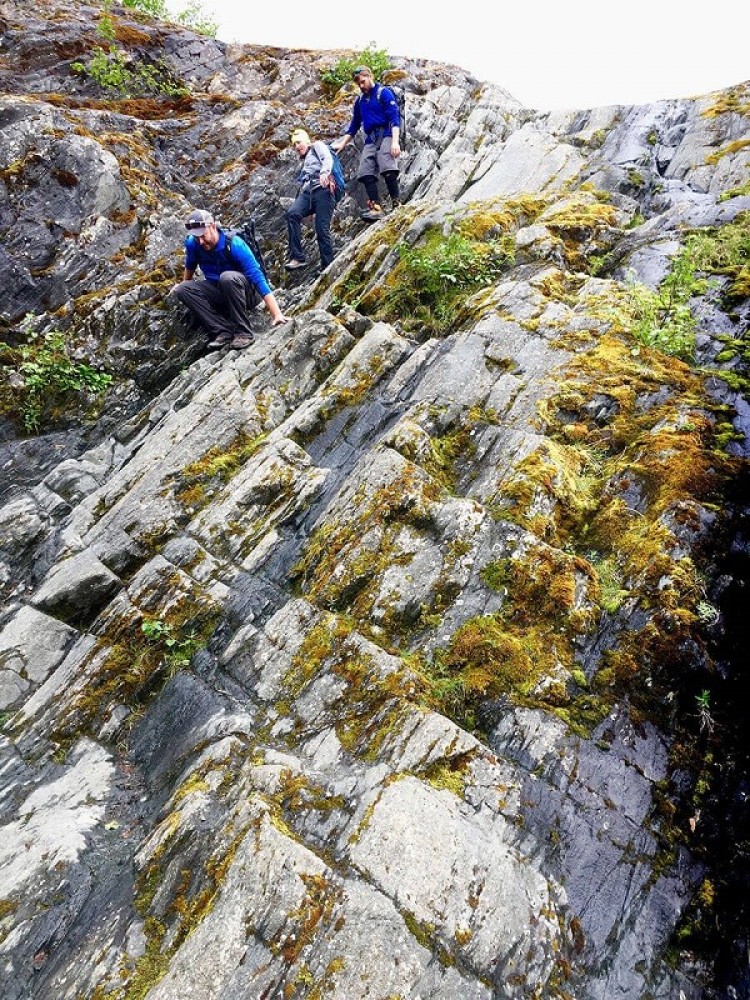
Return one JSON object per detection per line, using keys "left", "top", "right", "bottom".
{"left": 173, "top": 271, "right": 258, "bottom": 338}
{"left": 286, "top": 186, "right": 335, "bottom": 269}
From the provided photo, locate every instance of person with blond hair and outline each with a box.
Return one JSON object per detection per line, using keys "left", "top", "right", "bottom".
{"left": 285, "top": 128, "right": 337, "bottom": 273}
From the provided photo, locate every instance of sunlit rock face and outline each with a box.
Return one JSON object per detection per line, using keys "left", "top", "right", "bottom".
{"left": 1, "top": 2, "right": 749, "bottom": 998}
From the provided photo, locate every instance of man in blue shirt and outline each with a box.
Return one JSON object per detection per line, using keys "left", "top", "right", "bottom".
{"left": 331, "top": 66, "right": 401, "bottom": 222}
{"left": 172, "top": 209, "right": 288, "bottom": 350}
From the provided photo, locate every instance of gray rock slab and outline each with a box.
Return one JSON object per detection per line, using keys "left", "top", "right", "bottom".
{"left": 30, "top": 549, "right": 122, "bottom": 625}
{"left": 0, "top": 605, "right": 77, "bottom": 710}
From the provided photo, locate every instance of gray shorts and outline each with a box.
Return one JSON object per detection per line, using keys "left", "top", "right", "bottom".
{"left": 356, "top": 135, "right": 400, "bottom": 178}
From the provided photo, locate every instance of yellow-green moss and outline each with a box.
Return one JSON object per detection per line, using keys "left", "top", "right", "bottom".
{"left": 402, "top": 911, "right": 455, "bottom": 967}
{"left": 705, "top": 137, "right": 750, "bottom": 165}
{"left": 702, "top": 85, "right": 750, "bottom": 119}
{"left": 420, "top": 752, "right": 475, "bottom": 797}
{"left": 290, "top": 466, "right": 442, "bottom": 637}
{"left": 52, "top": 593, "right": 221, "bottom": 747}
{"left": 173, "top": 431, "right": 267, "bottom": 509}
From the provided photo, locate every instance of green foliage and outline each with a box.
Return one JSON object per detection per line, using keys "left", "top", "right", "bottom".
{"left": 0, "top": 316, "right": 112, "bottom": 433}
{"left": 626, "top": 247, "right": 706, "bottom": 361}
{"left": 97, "top": 0, "right": 116, "bottom": 40}
{"left": 384, "top": 231, "right": 514, "bottom": 335}
{"left": 172, "top": 0, "right": 218, "bottom": 36}
{"left": 480, "top": 559, "right": 511, "bottom": 592}
{"left": 141, "top": 618, "right": 201, "bottom": 673}
{"left": 695, "top": 689, "right": 715, "bottom": 733}
{"left": 72, "top": 46, "right": 188, "bottom": 97}
{"left": 320, "top": 43, "right": 391, "bottom": 92}
{"left": 122, "top": 0, "right": 169, "bottom": 14}
{"left": 400, "top": 233, "right": 511, "bottom": 292}
{"left": 686, "top": 211, "right": 750, "bottom": 300}
{"left": 588, "top": 553, "right": 629, "bottom": 613}
{"left": 115, "top": 0, "right": 218, "bottom": 36}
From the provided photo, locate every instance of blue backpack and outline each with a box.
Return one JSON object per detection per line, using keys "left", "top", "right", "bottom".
{"left": 327, "top": 144, "right": 346, "bottom": 203}
{"left": 357, "top": 83, "right": 407, "bottom": 148}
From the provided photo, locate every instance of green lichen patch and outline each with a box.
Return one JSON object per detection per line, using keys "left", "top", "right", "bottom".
{"left": 290, "top": 464, "right": 444, "bottom": 641}
{"left": 172, "top": 431, "right": 267, "bottom": 511}
{"left": 51, "top": 591, "right": 221, "bottom": 747}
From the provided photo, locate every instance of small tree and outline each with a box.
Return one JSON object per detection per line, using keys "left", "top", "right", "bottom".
{"left": 320, "top": 44, "right": 391, "bottom": 93}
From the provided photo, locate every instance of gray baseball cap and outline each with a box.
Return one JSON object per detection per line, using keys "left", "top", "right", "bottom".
{"left": 185, "top": 209, "right": 214, "bottom": 235}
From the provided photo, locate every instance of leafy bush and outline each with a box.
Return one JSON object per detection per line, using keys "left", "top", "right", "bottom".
{"left": 172, "top": 0, "right": 218, "bottom": 36}
{"left": 366, "top": 231, "right": 514, "bottom": 336}
{"left": 72, "top": 45, "right": 188, "bottom": 97}
{"left": 0, "top": 318, "right": 112, "bottom": 433}
{"left": 400, "top": 232, "right": 512, "bottom": 294}
{"left": 320, "top": 44, "right": 391, "bottom": 93}
{"left": 122, "top": 0, "right": 169, "bottom": 14}
{"left": 626, "top": 247, "right": 706, "bottom": 361}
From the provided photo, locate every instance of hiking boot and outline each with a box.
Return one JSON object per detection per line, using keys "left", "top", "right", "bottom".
{"left": 390, "top": 198, "right": 401, "bottom": 210}
{"left": 285, "top": 258, "right": 306, "bottom": 270}
{"left": 229, "top": 334, "right": 255, "bottom": 350}
{"left": 360, "top": 203, "right": 384, "bottom": 222}
{"left": 207, "top": 333, "right": 233, "bottom": 349}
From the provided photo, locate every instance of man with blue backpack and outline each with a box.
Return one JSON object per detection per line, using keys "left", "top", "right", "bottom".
{"left": 332, "top": 65, "right": 401, "bottom": 222}
{"left": 285, "top": 128, "right": 345, "bottom": 273}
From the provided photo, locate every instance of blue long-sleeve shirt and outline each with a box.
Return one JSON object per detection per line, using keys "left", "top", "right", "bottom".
{"left": 184, "top": 230, "right": 271, "bottom": 298}
{"left": 346, "top": 84, "right": 400, "bottom": 144}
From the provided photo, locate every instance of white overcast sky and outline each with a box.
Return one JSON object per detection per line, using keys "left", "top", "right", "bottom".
{"left": 175, "top": 0, "right": 749, "bottom": 111}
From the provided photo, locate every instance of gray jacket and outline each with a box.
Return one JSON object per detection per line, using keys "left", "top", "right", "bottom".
{"left": 296, "top": 140, "right": 333, "bottom": 191}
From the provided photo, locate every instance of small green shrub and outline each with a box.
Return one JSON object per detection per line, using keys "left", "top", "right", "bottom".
{"left": 172, "top": 1, "right": 217, "bottom": 36}
{"left": 626, "top": 247, "right": 706, "bottom": 361}
{"left": 72, "top": 46, "right": 188, "bottom": 97}
{"left": 381, "top": 231, "right": 514, "bottom": 335}
{"left": 141, "top": 618, "right": 202, "bottom": 673}
{"left": 97, "top": 0, "right": 116, "bottom": 41}
{"left": 400, "top": 233, "right": 511, "bottom": 291}
{"left": 122, "top": 0, "right": 169, "bottom": 14}
{"left": 0, "top": 317, "right": 112, "bottom": 433}
{"left": 320, "top": 44, "right": 391, "bottom": 93}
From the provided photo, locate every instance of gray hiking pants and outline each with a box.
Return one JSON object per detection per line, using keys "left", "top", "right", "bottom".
{"left": 173, "top": 271, "right": 258, "bottom": 339}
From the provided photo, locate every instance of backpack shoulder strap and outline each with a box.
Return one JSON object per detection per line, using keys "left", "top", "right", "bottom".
{"left": 222, "top": 231, "right": 234, "bottom": 255}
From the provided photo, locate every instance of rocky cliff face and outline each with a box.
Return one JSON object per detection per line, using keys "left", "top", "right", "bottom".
{"left": 1, "top": 2, "right": 749, "bottom": 999}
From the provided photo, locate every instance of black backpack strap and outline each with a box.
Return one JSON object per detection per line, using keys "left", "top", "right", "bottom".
{"left": 221, "top": 233, "right": 236, "bottom": 265}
